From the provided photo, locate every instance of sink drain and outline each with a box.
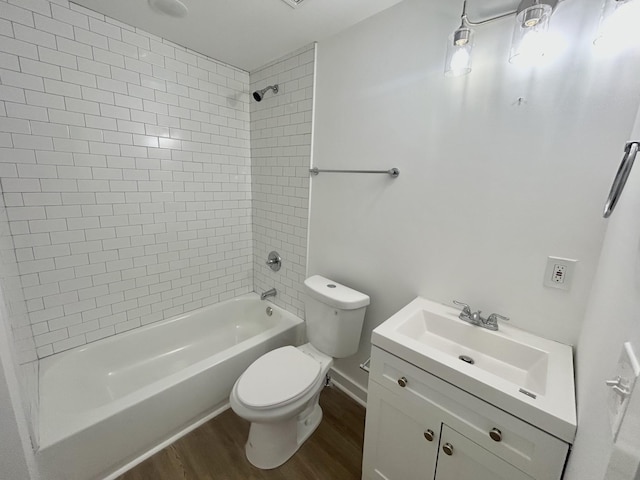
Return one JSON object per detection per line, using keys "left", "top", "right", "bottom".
{"left": 459, "top": 355, "right": 475, "bottom": 365}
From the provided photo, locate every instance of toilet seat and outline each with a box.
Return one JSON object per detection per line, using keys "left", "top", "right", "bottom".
{"left": 236, "top": 346, "right": 322, "bottom": 410}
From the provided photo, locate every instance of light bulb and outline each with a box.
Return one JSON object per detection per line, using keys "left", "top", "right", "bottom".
{"left": 450, "top": 48, "right": 471, "bottom": 73}
{"left": 515, "top": 29, "right": 548, "bottom": 63}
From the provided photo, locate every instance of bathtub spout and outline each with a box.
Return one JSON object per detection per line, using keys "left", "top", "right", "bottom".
{"left": 260, "top": 288, "right": 277, "bottom": 300}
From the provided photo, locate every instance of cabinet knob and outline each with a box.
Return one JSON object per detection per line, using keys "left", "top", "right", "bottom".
{"left": 442, "top": 443, "right": 454, "bottom": 456}
{"left": 397, "top": 376, "right": 408, "bottom": 388}
{"left": 424, "top": 429, "right": 435, "bottom": 442}
{"left": 489, "top": 428, "right": 502, "bottom": 442}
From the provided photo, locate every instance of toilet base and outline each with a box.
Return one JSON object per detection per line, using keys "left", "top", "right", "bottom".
{"left": 245, "top": 403, "right": 323, "bottom": 469}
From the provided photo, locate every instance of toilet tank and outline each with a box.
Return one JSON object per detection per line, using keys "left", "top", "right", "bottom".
{"left": 303, "top": 275, "right": 370, "bottom": 358}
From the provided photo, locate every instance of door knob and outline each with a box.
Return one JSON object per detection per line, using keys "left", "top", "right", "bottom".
{"left": 397, "top": 376, "right": 408, "bottom": 387}
{"left": 442, "top": 443, "right": 454, "bottom": 456}
{"left": 424, "top": 429, "right": 435, "bottom": 442}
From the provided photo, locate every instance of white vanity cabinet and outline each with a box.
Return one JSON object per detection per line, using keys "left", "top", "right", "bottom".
{"left": 362, "top": 346, "right": 570, "bottom": 480}
{"left": 363, "top": 380, "right": 440, "bottom": 479}
{"left": 434, "top": 425, "right": 534, "bottom": 480}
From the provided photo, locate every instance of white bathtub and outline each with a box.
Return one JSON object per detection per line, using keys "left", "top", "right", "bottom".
{"left": 36, "top": 293, "right": 303, "bottom": 480}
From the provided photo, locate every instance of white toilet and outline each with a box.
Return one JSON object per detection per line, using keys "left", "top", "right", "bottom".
{"left": 230, "top": 275, "right": 370, "bottom": 469}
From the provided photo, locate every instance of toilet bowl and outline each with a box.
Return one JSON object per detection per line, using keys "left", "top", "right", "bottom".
{"left": 230, "top": 275, "right": 369, "bottom": 469}
{"left": 229, "top": 343, "right": 332, "bottom": 469}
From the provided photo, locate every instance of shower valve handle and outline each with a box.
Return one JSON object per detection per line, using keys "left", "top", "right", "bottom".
{"left": 266, "top": 251, "right": 281, "bottom": 272}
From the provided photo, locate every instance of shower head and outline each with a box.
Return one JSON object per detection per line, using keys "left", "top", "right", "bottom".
{"left": 252, "top": 84, "right": 279, "bottom": 102}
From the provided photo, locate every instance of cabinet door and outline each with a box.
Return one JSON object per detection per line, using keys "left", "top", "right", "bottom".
{"left": 362, "top": 380, "right": 440, "bottom": 480}
{"left": 434, "top": 425, "right": 534, "bottom": 480}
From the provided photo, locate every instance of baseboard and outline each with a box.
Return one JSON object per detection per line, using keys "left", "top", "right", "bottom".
{"left": 328, "top": 367, "right": 368, "bottom": 408}
{"left": 102, "top": 402, "right": 231, "bottom": 480}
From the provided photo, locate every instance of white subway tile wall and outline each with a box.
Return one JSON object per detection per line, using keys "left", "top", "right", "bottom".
{"left": 0, "top": 180, "right": 38, "bottom": 439}
{"left": 0, "top": 0, "right": 253, "bottom": 357}
{"left": 250, "top": 44, "right": 314, "bottom": 319}
{"left": 0, "top": 181, "right": 34, "bottom": 363}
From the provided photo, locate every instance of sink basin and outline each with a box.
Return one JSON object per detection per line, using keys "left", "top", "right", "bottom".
{"left": 372, "top": 297, "right": 576, "bottom": 443}
{"left": 396, "top": 308, "right": 549, "bottom": 395}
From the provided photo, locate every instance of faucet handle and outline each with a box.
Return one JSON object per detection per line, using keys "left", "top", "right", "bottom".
{"left": 487, "top": 313, "right": 510, "bottom": 323}
{"left": 453, "top": 300, "right": 472, "bottom": 315}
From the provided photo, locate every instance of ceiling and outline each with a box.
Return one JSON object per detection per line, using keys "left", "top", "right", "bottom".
{"left": 71, "top": 0, "right": 527, "bottom": 72}
{"left": 71, "top": 0, "right": 407, "bottom": 72}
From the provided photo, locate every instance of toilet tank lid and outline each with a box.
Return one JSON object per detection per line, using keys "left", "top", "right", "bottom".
{"left": 304, "top": 275, "right": 370, "bottom": 310}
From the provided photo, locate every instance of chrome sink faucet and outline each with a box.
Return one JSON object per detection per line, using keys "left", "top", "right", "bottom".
{"left": 453, "top": 300, "right": 509, "bottom": 331}
{"left": 261, "top": 288, "right": 277, "bottom": 300}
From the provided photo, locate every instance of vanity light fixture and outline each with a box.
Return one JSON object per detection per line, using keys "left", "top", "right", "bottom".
{"left": 594, "top": 0, "right": 640, "bottom": 48}
{"left": 444, "top": 1, "right": 476, "bottom": 77}
{"left": 509, "top": 0, "right": 558, "bottom": 64}
{"left": 445, "top": 0, "right": 559, "bottom": 76}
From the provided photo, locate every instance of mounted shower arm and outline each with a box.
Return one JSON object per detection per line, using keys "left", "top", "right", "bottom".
{"left": 252, "top": 84, "right": 279, "bottom": 102}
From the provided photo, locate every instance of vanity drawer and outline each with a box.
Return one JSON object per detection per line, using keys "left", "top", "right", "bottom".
{"left": 369, "top": 346, "right": 569, "bottom": 480}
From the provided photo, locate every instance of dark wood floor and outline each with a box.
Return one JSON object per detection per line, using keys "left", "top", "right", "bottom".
{"left": 117, "top": 386, "right": 366, "bottom": 480}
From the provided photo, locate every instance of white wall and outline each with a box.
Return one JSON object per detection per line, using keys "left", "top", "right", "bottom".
{"left": 250, "top": 44, "right": 314, "bottom": 319}
{"left": 309, "top": 0, "right": 640, "bottom": 391}
{"left": 564, "top": 106, "right": 640, "bottom": 479}
{"left": 0, "top": 0, "right": 252, "bottom": 357}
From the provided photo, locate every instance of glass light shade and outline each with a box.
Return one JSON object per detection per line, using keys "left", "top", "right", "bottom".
{"left": 509, "top": 3, "right": 552, "bottom": 64}
{"left": 594, "top": 0, "right": 640, "bottom": 48}
{"left": 444, "top": 27, "right": 474, "bottom": 77}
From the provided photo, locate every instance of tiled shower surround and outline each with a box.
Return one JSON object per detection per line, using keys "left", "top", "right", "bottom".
{"left": 0, "top": 180, "right": 38, "bottom": 436}
{"left": 0, "top": 0, "right": 256, "bottom": 357}
{"left": 251, "top": 45, "right": 314, "bottom": 320}
{"left": 0, "top": 184, "right": 33, "bottom": 364}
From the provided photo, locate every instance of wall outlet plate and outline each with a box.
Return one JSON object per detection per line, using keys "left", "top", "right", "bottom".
{"left": 543, "top": 256, "right": 578, "bottom": 291}
{"left": 607, "top": 342, "right": 640, "bottom": 440}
